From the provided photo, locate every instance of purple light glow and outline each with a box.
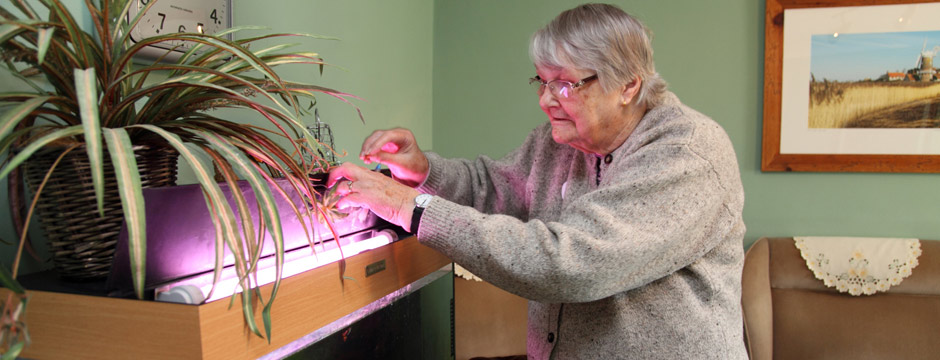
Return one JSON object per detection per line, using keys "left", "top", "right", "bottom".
{"left": 165, "top": 230, "right": 396, "bottom": 303}
{"left": 157, "top": 229, "right": 398, "bottom": 303}
{"left": 110, "top": 178, "right": 392, "bottom": 300}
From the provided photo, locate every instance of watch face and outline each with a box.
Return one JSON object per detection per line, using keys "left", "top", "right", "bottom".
{"left": 129, "top": 0, "right": 232, "bottom": 54}
{"left": 415, "top": 194, "right": 433, "bottom": 208}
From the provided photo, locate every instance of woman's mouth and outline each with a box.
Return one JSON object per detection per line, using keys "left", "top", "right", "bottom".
{"left": 549, "top": 113, "right": 570, "bottom": 122}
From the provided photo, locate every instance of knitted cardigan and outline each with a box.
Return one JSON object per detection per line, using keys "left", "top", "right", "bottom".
{"left": 415, "top": 92, "right": 747, "bottom": 359}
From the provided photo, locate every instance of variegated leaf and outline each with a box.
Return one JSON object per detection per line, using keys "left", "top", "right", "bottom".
{"left": 102, "top": 128, "right": 146, "bottom": 300}
{"left": 74, "top": 68, "right": 105, "bottom": 216}
{"left": 0, "top": 264, "right": 24, "bottom": 294}
{"left": 133, "top": 124, "right": 261, "bottom": 337}
{"left": 0, "top": 96, "right": 52, "bottom": 142}
{"left": 188, "top": 128, "right": 286, "bottom": 342}
{"left": 0, "top": 24, "right": 19, "bottom": 44}
{"left": 0, "top": 125, "right": 83, "bottom": 180}
{"left": 36, "top": 27, "right": 55, "bottom": 64}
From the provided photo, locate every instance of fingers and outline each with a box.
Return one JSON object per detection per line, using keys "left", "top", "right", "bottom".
{"left": 360, "top": 130, "right": 391, "bottom": 158}
{"left": 326, "top": 162, "right": 362, "bottom": 188}
{"left": 327, "top": 164, "right": 367, "bottom": 211}
{"left": 333, "top": 185, "right": 361, "bottom": 208}
{"left": 325, "top": 159, "right": 422, "bottom": 229}
{"left": 360, "top": 130, "right": 389, "bottom": 163}
{"left": 326, "top": 162, "right": 384, "bottom": 196}
{"left": 335, "top": 177, "right": 419, "bottom": 229}
{"left": 357, "top": 128, "right": 429, "bottom": 187}
{"left": 360, "top": 128, "right": 414, "bottom": 164}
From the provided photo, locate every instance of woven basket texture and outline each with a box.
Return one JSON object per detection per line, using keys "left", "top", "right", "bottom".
{"left": 24, "top": 145, "right": 177, "bottom": 281}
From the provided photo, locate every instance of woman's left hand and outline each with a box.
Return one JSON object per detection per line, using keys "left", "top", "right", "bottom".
{"left": 326, "top": 162, "right": 421, "bottom": 231}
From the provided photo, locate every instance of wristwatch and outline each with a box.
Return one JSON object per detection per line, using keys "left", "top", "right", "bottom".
{"left": 411, "top": 193, "right": 433, "bottom": 233}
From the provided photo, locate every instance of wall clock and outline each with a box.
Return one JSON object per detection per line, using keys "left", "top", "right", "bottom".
{"left": 127, "top": 0, "right": 233, "bottom": 60}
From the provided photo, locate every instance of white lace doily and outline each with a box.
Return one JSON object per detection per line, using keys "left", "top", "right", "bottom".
{"left": 794, "top": 237, "right": 922, "bottom": 296}
{"left": 454, "top": 263, "right": 483, "bottom": 281}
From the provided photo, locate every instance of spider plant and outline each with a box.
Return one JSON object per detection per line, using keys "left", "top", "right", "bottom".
{"left": 0, "top": 0, "right": 360, "bottom": 354}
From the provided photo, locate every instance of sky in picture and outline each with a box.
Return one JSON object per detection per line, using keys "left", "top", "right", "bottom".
{"left": 810, "top": 30, "right": 940, "bottom": 82}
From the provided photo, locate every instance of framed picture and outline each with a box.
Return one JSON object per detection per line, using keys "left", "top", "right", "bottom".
{"left": 762, "top": 0, "right": 940, "bottom": 172}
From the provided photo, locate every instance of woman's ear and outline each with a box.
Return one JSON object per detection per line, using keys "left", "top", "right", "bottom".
{"left": 620, "top": 77, "right": 642, "bottom": 106}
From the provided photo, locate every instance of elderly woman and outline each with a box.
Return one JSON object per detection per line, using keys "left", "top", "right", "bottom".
{"left": 328, "top": 3, "right": 746, "bottom": 359}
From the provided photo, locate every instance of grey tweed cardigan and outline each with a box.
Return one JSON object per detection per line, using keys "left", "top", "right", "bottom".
{"left": 415, "top": 92, "right": 747, "bottom": 359}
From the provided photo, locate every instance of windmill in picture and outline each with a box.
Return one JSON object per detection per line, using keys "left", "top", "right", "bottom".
{"left": 912, "top": 38, "right": 940, "bottom": 81}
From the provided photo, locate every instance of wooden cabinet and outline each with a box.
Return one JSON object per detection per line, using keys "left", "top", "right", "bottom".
{"left": 5, "top": 236, "right": 449, "bottom": 359}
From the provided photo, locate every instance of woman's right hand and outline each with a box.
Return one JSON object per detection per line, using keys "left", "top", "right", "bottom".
{"left": 360, "top": 128, "right": 429, "bottom": 187}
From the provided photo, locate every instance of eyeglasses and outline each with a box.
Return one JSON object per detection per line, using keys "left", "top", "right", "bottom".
{"left": 529, "top": 74, "right": 598, "bottom": 99}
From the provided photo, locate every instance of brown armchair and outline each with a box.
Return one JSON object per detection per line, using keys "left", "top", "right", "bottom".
{"left": 741, "top": 237, "right": 940, "bottom": 359}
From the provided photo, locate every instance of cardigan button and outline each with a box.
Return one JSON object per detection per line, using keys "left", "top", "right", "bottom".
{"left": 547, "top": 332, "right": 555, "bottom": 343}
{"left": 604, "top": 154, "right": 613, "bottom": 164}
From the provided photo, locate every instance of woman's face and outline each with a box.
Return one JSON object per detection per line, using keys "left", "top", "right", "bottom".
{"left": 535, "top": 65, "right": 632, "bottom": 155}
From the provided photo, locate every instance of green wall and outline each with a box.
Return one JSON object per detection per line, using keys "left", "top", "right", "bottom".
{"left": 431, "top": 0, "right": 940, "bottom": 247}
{"left": 3, "top": 0, "right": 939, "bottom": 271}
{"left": 229, "top": 0, "right": 434, "bottom": 167}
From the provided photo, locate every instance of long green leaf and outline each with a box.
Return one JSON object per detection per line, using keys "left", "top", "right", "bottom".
{"left": 107, "top": 1, "right": 134, "bottom": 34}
{"left": 1, "top": 18, "right": 84, "bottom": 97}
{"left": 168, "top": 79, "right": 315, "bottom": 158}
{"left": 198, "top": 147, "right": 269, "bottom": 340}
{"left": 45, "top": 0, "right": 94, "bottom": 67}
{"left": 0, "top": 125, "right": 83, "bottom": 180}
{"left": 0, "top": 24, "right": 19, "bottom": 43}
{"left": 205, "top": 126, "right": 318, "bottom": 253}
{"left": 74, "top": 68, "right": 105, "bottom": 216}
{"left": 0, "top": 265, "right": 24, "bottom": 294}
{"left": 178, "top": 33, "right": 307, "bottom": 114}
{"left": 36, "top": 27, "right": 54, "bottom": 64}
{"left": 0, "top": 60, "right": 53, "bottom": 94}
{"left": 133, "top": 124, "right": 261, "bottom": 337}
{"left": 0, "top": 96, "right": 52, "bottom": 141}
{"left": 0, "top": 125, "right": 64, "bottom": 158}
{"left": 1, "top": 341, "right": 24, "bottom": 360}
{"left": 111, "top": 0, "right": 153, "bottom": 60}
{"left": 214, "top": 25, "right": 272, "bottom": 38}
{"left": 198, "top": 146, "right": 258, "bottom": 301}
{"left": 178, "top": 34, "right": 281, "bottom": 82}
{"left": 203, "top": 147, "right": 257, "bottom": 266}
{"left": 115, "top": 33, "right": 280, "bottom": 88}
{"left": 102, "top": 128, "right": 146, "bottom": 300}
{"left": 197, "top": 188, "right": 227, "bottom": 305}
{"left": 188, "top": 128, "right": 285, "bottom": 342}
{"left": 7, "top": 0, "right": 39, "bottom": 20}
{"left": 145, "top": 78, "right": 313, "bottom": 159}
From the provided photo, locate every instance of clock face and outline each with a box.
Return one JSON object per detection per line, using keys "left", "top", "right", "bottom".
{"left": 128, "top": 0, "right": 232, "bottom": 55}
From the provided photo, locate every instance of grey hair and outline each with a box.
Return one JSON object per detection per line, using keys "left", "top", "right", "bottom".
{"left": 529, "top": 3, "right": 667, "bottom": 108}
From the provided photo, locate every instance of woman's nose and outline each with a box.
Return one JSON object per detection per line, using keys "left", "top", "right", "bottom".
{"left": 538, "top": 87, "right": 558, "bottom": 108}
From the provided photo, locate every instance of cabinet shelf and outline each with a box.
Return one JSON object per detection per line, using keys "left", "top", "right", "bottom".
{"left": 6, "top": 236, "right": 450, "bottom": 359}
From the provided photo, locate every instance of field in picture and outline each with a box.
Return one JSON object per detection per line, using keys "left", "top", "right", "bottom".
{"left": 808, "top": 80, "right": 940, "bottom": 128}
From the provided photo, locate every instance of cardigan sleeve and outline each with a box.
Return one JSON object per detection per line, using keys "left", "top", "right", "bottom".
{"left": 415, "top": 123, "right": 742, "bottom": 303}
{"left": 416, "top": 127, "right": 547, "bottom": 220}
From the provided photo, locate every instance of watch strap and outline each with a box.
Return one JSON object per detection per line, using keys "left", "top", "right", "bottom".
{"left": 410, "top": 205, "right": 424, "bottom": 234}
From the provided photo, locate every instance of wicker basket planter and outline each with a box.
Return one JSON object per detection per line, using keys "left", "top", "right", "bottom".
{"left": 23, "top": 145, "right": 178, "bottom": 281}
